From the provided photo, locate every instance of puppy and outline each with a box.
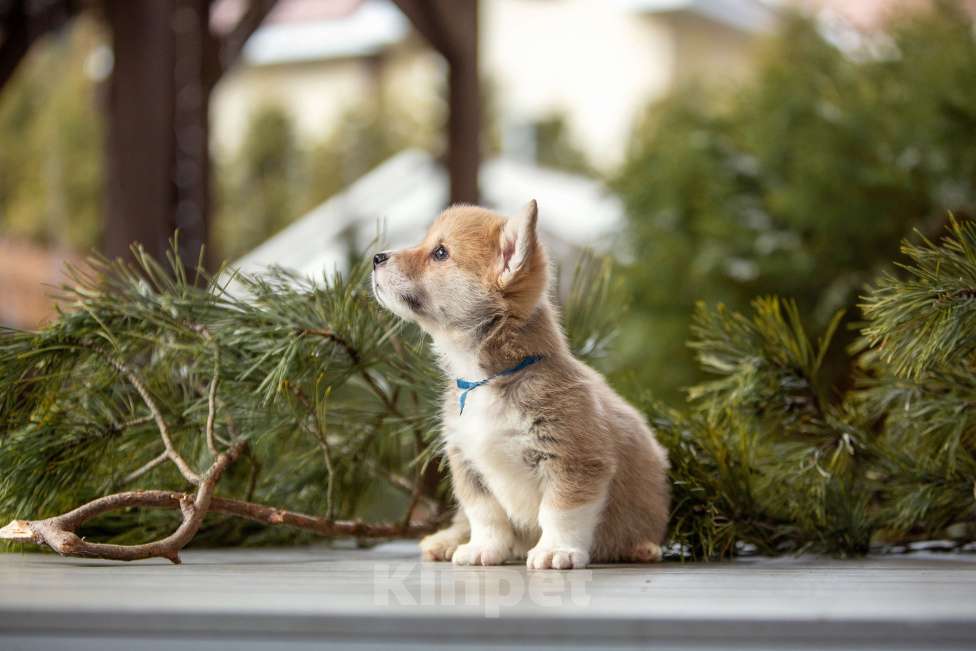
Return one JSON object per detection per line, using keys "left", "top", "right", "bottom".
{"left": 371, "top": 201, "right": 669, "bottom": 569}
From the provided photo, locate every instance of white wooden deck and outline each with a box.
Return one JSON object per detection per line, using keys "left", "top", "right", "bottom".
{"left": 1, "top": 542, "right": 974, "bottom": 649}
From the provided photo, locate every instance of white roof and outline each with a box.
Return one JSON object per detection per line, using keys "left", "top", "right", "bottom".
{"left": 242, "top": 0, "right": 408, "bottom": 66}
{"left": 231, "top": 149, "right": 625, "bottom": 280}
{"left": 240, "top": 0, "right": 773, "bottom": 67}
{"left": 617, "top": 0, "right": 776, "bottom": 33}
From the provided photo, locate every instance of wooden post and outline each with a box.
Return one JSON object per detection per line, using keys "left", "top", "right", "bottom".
{"left": 102, "top": 0, "right": 178, "bottom": 268}
{"left": 99, "top": 0, "right": 277, "bottom": 271}
{"left": 445, "top": 0, "right": 480, "bottom": 206}
{"left": 101, "top": 0, "right": 212, "bottom": 271}
{"left": 393, "top": 0, "right": 481, "bottom": 205}
{"left": 171, "top": 0, "right": 214, "bottom": 269}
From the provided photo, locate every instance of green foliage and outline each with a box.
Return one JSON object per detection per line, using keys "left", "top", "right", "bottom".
{"left": 532, "top": 112, "right": 594, "bottom": 176}
{"left": 215, "top": 105, "right": 306, "bottom": 260}
{"left": 0, "top": 18, "right": 104, "bottom": 250}
{"left": 562, "top": 253, "right": 626, "bottom": 364}
{"left": 856, "top": 217, "right": 976, "bottom": 542}
{"left": 614, "top": 2, "right": 976, "bottom": 404}
{"left": 650, "top": 297, "right": 869, "bottom": 558}
{"left": 658, "top": 219, "right": 976, "bottom": 559}
{"left": 860, "top": 217, "right": 976, "bottom": 379}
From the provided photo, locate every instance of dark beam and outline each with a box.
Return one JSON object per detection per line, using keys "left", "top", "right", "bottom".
{"left": 392, "top": 0, "right": 480, "bottom": 205}
{"left": 102, "top": 0, "right": 279, "bottom": 271}
{"left": 205, "top": 0, "right": 279, "bottom": 92}
{"left": 0, "top": 2, "right": 28, "bottom": 89}
{"left": 101, "top": 0, "right": 178, "bottom": 267}
{"left": 171, "top": 0, "right": 214, "bottom": 268}
{"left": 0, "top": 0, "right": 78, "bottom": 91}
{"left": 390, "top": 0, "right": 454, "bottom": 57}
{"left": 441, "top": 0, "right": 479, "bottom": 206}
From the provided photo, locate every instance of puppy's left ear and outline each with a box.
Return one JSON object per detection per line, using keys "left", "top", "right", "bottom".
{"left": 498, "top": 200, "right": 539, "bottom": 287}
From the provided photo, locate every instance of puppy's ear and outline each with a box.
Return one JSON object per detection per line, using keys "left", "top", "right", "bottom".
{"left": 498, "top": 200, "right": 539, "bottom": 287}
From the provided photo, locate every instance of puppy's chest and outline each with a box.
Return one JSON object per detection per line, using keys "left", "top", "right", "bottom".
{"left": 444, "top": 387, "right": 542, "bottom": 523}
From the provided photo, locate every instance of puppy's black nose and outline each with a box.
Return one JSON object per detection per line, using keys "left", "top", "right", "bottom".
{"left": 373, "top": 252, "right": 390, "bottom": 269}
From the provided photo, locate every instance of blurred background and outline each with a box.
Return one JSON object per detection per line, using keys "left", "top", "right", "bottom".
{"left": 2, "top": 0, "right": 975, "bottom": 403}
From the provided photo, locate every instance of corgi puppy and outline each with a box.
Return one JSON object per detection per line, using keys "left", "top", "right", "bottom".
{"left": 371, "top": 201, "right": 669, "bottom": 569}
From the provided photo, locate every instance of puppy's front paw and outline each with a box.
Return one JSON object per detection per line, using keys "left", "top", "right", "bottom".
{"left": 527, "top": 544, "right": 590, "bottom": 570}
{"left": 452, "top": 542, "right": 509, "bottom": 566}
{"left": 420, "top": 529, "right": 467, "bottom": 562}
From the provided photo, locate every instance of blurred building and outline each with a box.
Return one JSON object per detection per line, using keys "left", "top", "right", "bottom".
{"left": 231, "top": 148, "right": 624, "bottom": 280}
{"left": 212, "top": 0, "right": 775, "bottom": 172}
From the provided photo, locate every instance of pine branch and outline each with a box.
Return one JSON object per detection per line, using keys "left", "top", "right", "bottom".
{"left": 861, "top": 216, "right": 976, "bottom": 379}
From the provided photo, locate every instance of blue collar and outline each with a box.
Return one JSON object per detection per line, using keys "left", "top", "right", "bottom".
{"left": 456, "top": 355, "right": 543, "bottom": 414}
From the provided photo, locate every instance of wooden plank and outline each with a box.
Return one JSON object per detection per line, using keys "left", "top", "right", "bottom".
{"left": 0, "top": 545, "right": 974, "bottom": 649}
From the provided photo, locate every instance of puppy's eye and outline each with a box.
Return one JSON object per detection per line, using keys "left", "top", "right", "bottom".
{"left": 431, "top": 245, "right": 449, "bottom": 261}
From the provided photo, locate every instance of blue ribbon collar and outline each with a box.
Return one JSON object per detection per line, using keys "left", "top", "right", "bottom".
{"left": 456, "top": 355, "right": 543, "bottom": 414}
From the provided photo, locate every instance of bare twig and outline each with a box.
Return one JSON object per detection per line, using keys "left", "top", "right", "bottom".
{"left": 122, "top": 451, "right": 169, "bottom": 485}
{"left": 114, "top": 414, "right": 155, "bottom": 431}
{"left": 244, "top": 450, "right": 261, "bottom": 502}
{"left": 207, "top": 0, "right": 280, "bottom": 89}
{"left": 401, "top": 485, "right": 423, "bottom": 530}
{"left": 1, "top": 441, "right": 246, "bottom": 564}
{"left": 301, "top": 327, "right": 400, "bottom": 416}
{"left": 402, "top": 430, "right": 427, "bottom": 529}
{"left": 208, "top": 495, "right": 437, "bottom": 539}
{"left": 106, "top": 358, "right": 202, "bottom": 485}
{"left": 363, "top": 458, "right": 436, "bottom": 505}
{"left": 292, "top": 385, "right": 336, "bottom": 520}
{"left": 194, "top": 325, "right": 221, "bottom": 457}
{"left": 205, "top": 359, "right": 220, "bottom": 457}
{"left": 301, "top": 327, "right": 361, "bottom": 363}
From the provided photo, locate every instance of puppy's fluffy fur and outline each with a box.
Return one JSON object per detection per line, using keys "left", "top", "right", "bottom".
{"left": 372, "top": 201, "right": 669, "bottom": 569}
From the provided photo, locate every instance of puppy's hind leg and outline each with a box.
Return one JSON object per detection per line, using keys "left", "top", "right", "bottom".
{"left": 627, "top": 541, "right": 663, "bottom": 563}
{"left": 419, "top": 509, "right": 470, "bottom": 562}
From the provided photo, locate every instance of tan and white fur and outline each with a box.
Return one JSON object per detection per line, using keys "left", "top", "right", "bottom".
{"left": 371, "top": 201, "right": 669, "bottom": 569}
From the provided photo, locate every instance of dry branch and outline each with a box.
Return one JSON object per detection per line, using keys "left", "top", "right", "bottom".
{"left": 121, "top": 450, "right": 169, "bottom": 485}
{"left": 0, "top": 340, "right": 442, "bottom": 563}
{"left": 194, "top": 324, "right": 222, "bottom": 457}
{"left": 0, "top": 438, "right": 439, "bottom": 563}
{"left": 1, "top": 440, "right": 245, "bottom": 564}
